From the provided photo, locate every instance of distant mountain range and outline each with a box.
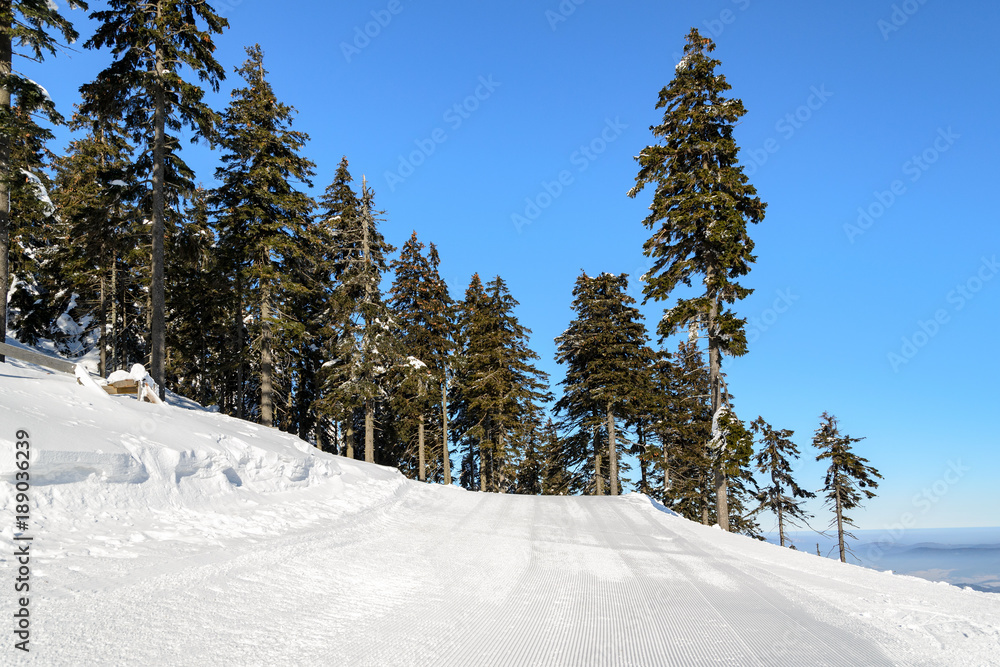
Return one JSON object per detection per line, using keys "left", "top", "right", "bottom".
{"left": 770, "top": 528, "right": 1000, "bottom": 594}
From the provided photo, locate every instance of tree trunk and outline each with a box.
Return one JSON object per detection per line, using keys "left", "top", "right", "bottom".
{"left": 110, "top": 252, "right": 118, "bottom": 372}
{"left": 835, "top": 476, "right": 846, "bottom": 563}
{"left": 418, "top": 413, "right": 426, "bottom": 482}
{"left": 607, "top": 402, "right": 618, "bottom": 496}
{"left": 234, "top": 272, "right": 245, "bottom": 420}
{"left": 441, "top": 376, "right": 451, "bottom": 485}
{"left": 775, "top": 469, "right": 786, "bottom": 547}
{"left": 99, "top": 272, "right": 108, "bottom": 377}
{"left": 0, "top": 22, "right": 11, "bottom": 362}
{"left": 637, "top": 424, "right": 648, "bottom": 495}
{"left": 594, "top": 428, "right": 604, "bottom": 495}
{"left": 479, "top": 423, "right": 487, "bottom": 492}
{"left": 701, "top": 472, "right": 711, "bottom": 525}
{"left": 150, "top": 2, "right": 167, "bottom": 399}
{"left": 345, "top": 420, "right": 354, "bottom": 460}
{"left": 365, "top": 398, "right": 374, "bottom": 463}
{"left": 707, "top": 270, "right": 728, "bottom": 530}
{"left": 260, "top": 270, "right": 273, "bottom": 427}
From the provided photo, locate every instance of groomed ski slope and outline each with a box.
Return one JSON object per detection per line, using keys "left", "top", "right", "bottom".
{"left": 2, "top": 358, "right": 999, "bottom": 666}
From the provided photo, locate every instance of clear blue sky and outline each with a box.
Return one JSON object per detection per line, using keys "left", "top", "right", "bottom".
{"left": 28, "top": 0, "right": 1000, "bottom": 530}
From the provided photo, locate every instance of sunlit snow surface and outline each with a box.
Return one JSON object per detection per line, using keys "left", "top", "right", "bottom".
{"left": 2, "top": 358, "right": 999, "bottom": 666}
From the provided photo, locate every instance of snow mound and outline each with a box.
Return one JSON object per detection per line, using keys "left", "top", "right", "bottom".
{"left": 0, "top": 355, "right": 408, "bottom": 527}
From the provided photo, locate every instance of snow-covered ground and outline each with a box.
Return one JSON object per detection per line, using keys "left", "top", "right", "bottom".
{"left": 2, "top": 356, "right": 999, "bottom": 666}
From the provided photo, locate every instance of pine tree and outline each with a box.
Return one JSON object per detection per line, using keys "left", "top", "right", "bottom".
{"left": 389, "top": 232, "right": 456, "bottom": 483}
{"left": 0, "top": 0, "right": 87, "bottom": 359}
{"left": 452, "top": 273, "right": 487, "bottom": 491}
{"left": 279, "top": 210, "right": 339, "bottom": 446}
{"left": 555, "top": 272, "right": 652, "bottom": 496}
{"left": 163, "top": 188, "right": 235, "bottom": 408}
{"left": 750, "top": 416, "right": 815, "bottom": 547}
{"left": 539, "top": 419, "right": 570, "bottom": 495}
{"left": 320, "top": 166, "right": 397, "bottom": 463}
{"left": 212, "top": 44, "right": 315, "bottom": 427}
{"left": 651, "top": 341, "right": 714, "bottom": 523}
{"left": 51, "top": 114, "right": 139, "bottom": 375}
{"left": 5, "top": 100, "right": 61, "bottom": 347}
{"left": 813, "top": 412, "right": 882, "bottom": 563}
{"left": 451, "top": 274, "right": 550, "bottom": 492}
{"left": 629, "top": 28, "right": 766, "bottom": 530}
{"left": 715, "top": 409, "right": 759, "bottom": 536}
{"left": 80, "top": 0, "right": 227, "bottom": 395}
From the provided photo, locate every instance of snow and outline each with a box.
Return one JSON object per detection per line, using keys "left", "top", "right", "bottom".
{"left": 24, "top": 79, "right": 52, "bottom": 105}
{"left": 18, "top": 170, "right": 55, "bottom": 217}
{"left": 2, "top": 355, "right": 999, "bottom": 665}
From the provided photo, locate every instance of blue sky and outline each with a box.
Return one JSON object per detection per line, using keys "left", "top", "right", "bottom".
{"left": 28, "top": 0, "right": 999, "bottom": 530}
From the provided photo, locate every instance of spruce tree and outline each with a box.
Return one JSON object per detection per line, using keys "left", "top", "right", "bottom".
{"left": 280, "top": 210, "right": 340, "bottom": 446}
{"left": 389, "top": 232, "right": 456, "bottom": 483}
{"left": 651, "top": 341, "right": 714, "bottom": 522}
{"left": 715, "top": 408, "right": 759, "bottom": 536}
{"left": 750, "top": 416, "right": 815, "bottom": 547}
{"left": 0, "top": 0, "right": 87, "bottom": 359}
{"left": 451, "top": 273, "right": 487, "bottom": 490}
{"left": 321, "top": 168, "right": 397, "bottom": 463}
{"left": 212, "top": 44, "right": 315, "bottom": 427}
{"left": 51, "top": 113, "right": 138, "bottom": 375}
{"left": 539, "top": 419, "right": 570, "bottom": 495}
{"left": 5, "top": 100, "right": 61, "bottom": 347}
{"left": 629, "top": 28, "right": 766, "bottom": 530}
{"left": 451, "top": 274, "right": 550, "bottom": 492}
{"left": 813, "top": 412, "right": 882, "bottom": 563}
{"left": 164, "top": 188, "right": 235, "bottom": 409}
{"left": 80, "top": 0, "right": 227, "bottom": 394}
{"left": 555, "top": 272, "right": 652, "bottom": 496}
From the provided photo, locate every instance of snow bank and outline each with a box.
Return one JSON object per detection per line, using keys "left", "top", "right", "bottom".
{"left": 0, "top": 356, "right": 405, "bottom": 526}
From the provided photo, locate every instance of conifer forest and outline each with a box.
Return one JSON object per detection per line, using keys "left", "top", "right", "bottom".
{"left": 2, "top": 2, "right": 883, "bottom": 553}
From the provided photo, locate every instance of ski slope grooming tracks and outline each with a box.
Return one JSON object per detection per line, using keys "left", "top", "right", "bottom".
{"left": 3, "top": 362, "right": 1000, "bottom": 666}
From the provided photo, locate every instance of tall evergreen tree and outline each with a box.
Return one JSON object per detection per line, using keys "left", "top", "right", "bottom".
{"left": 80, "top": 0, "right": 227, "bottom": 395}
{"left": 715, "top": 408, "right": 759, "bottom": 537}
{"left": 555, "top": 272, "right": 651, "bottom": 496}
{"left": 750, "top": 416, "right": 815, "bottom": 547}
{"left": 650, "top": 340, "right": 714, "bottom": 523}
{"left": 5, "top": 100, "right": 61, "bottom": 347}
{"left": 321, "top": 167, "right": 396, "bottom": 463}
{"left": 813, "top": 412, "right": 882, "bottom": 563}
{"left": 539, "top": 419, "right": 570, "bottom": 495}
{"left": 164, "top": 188, "right": 235, "bottom": 408}
{"left": 212, "top": 44, "right": 315, "bottom": 427}
{"left": 0, "top": 0, "right": 87, "bottom": 359}
{"left": 389, "top": 231, "right": 456, "bottom": 483}
{"left": 451, "top": 274, "right": 550, "bottom": 492}
{"left": 628, "top": 28, "right": 766, "bottom": 530}
{"left": 51, "top": 114, "right": 138, "bottom": 375}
